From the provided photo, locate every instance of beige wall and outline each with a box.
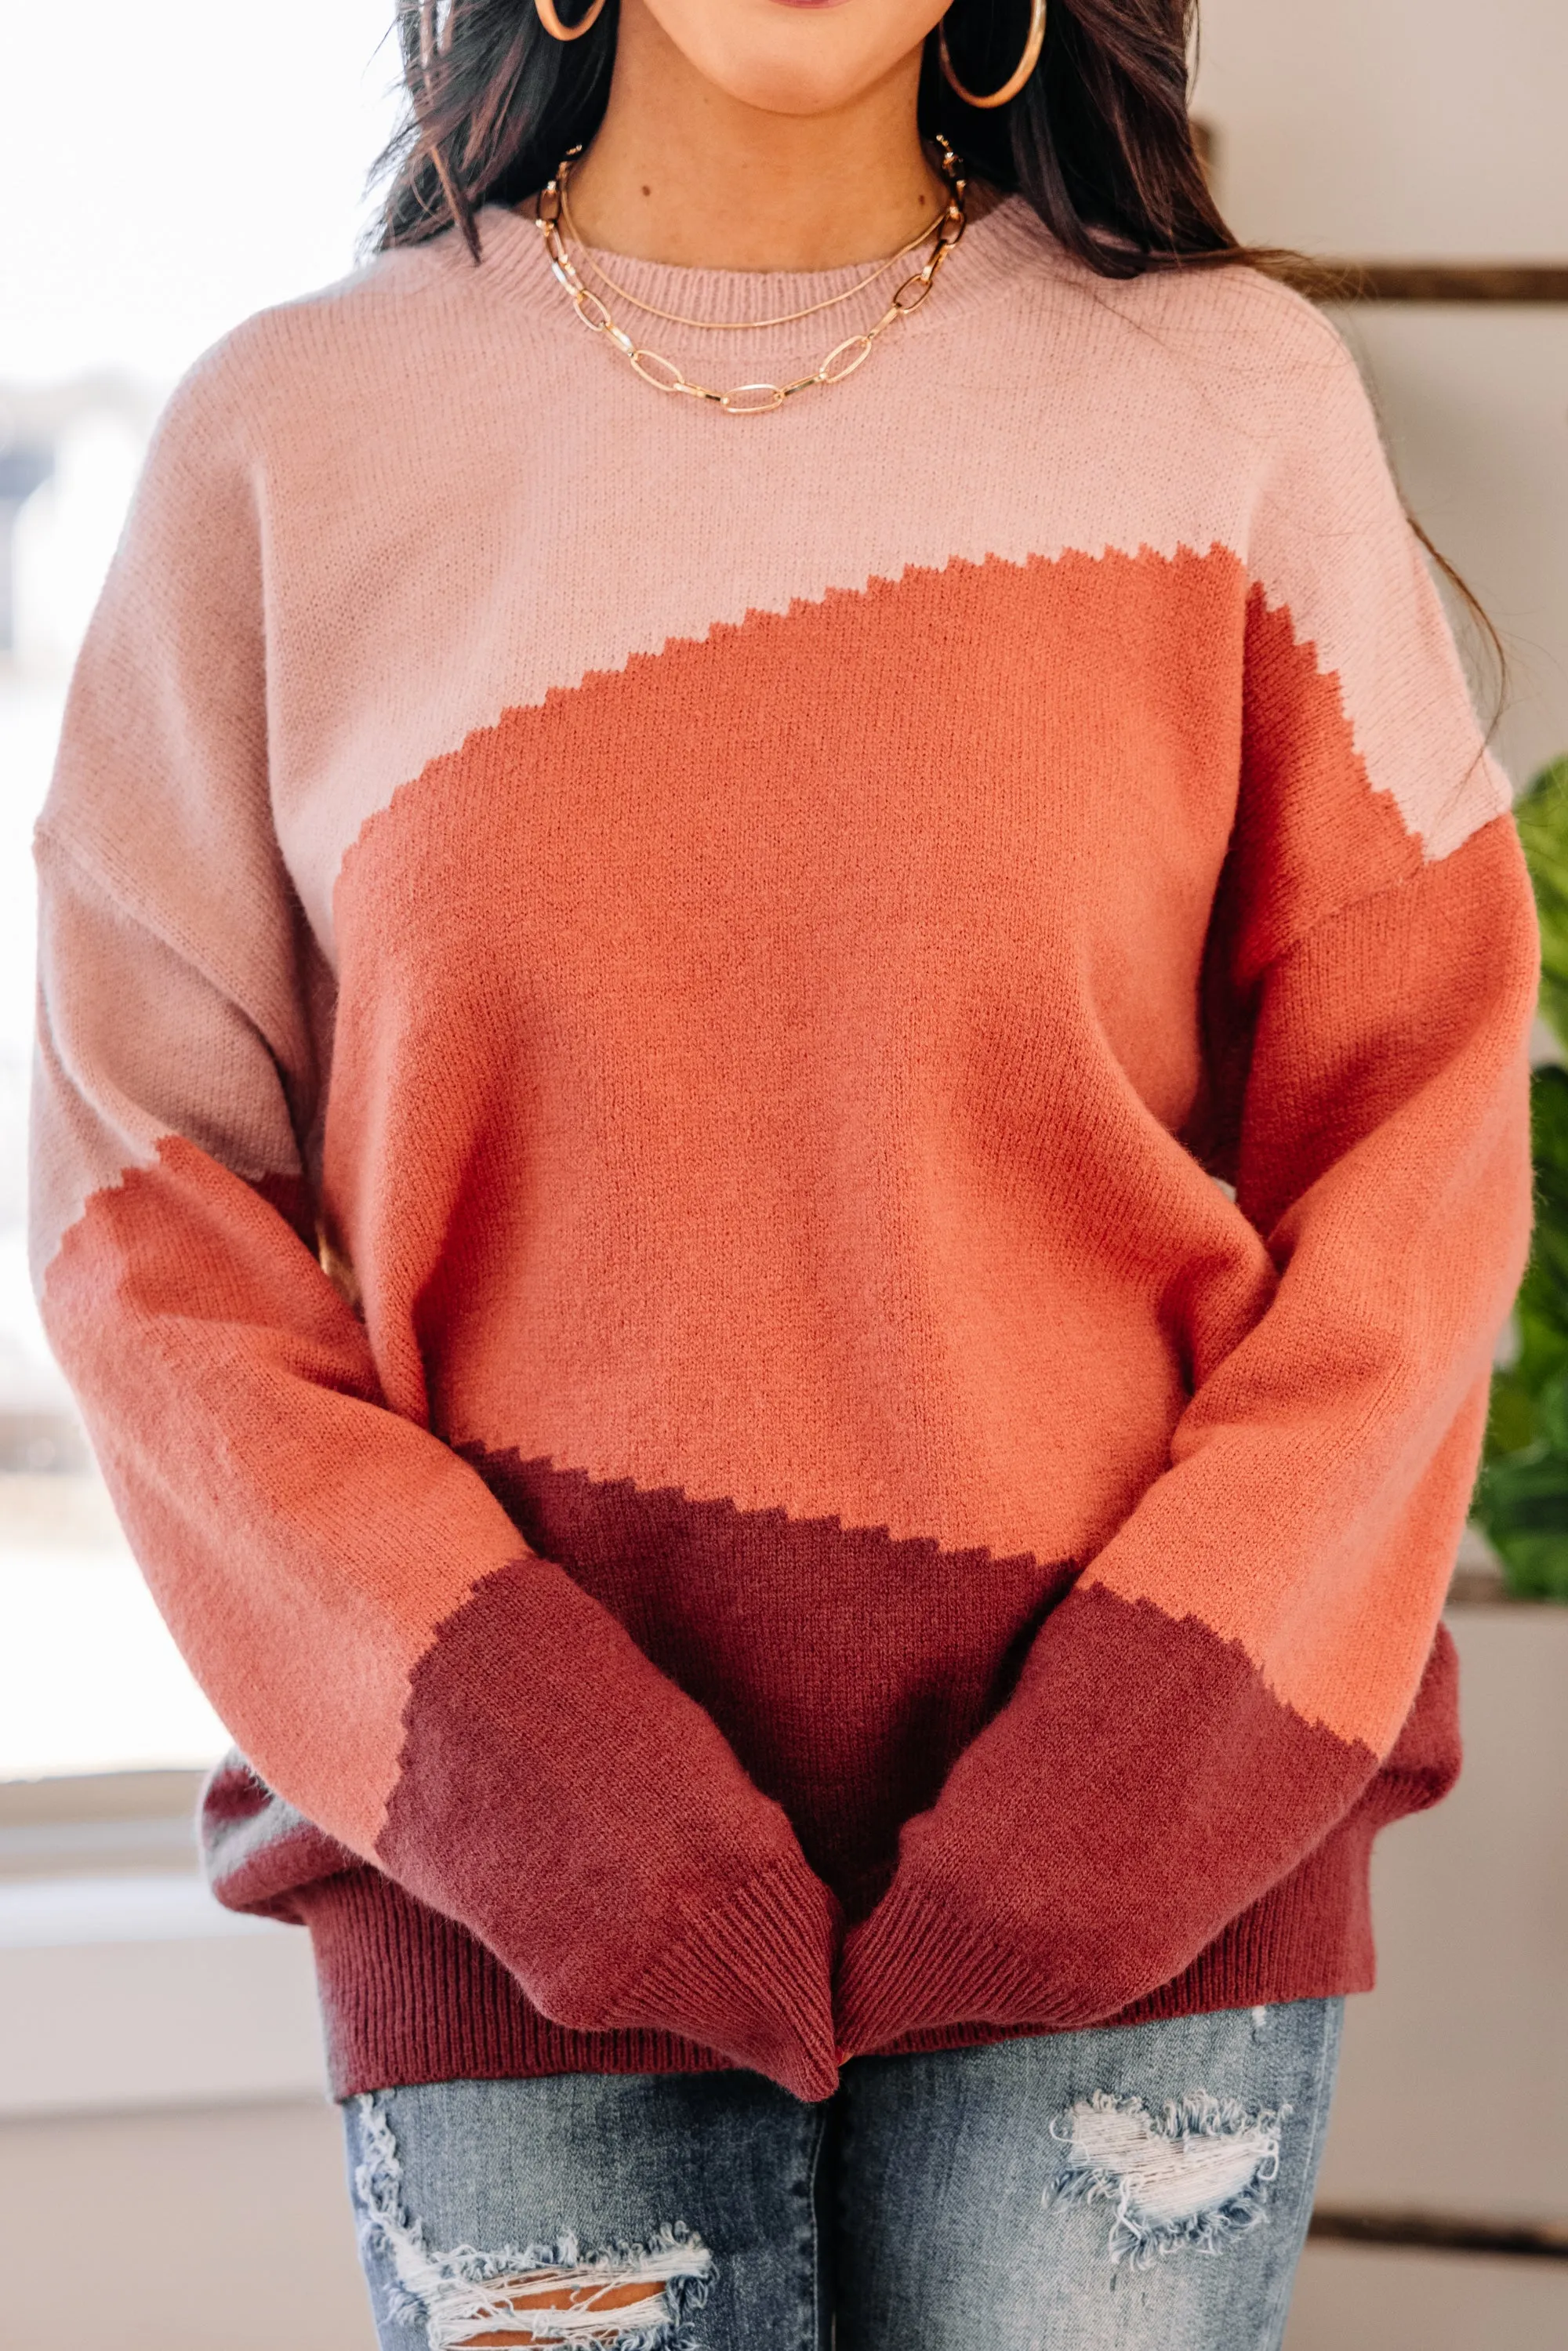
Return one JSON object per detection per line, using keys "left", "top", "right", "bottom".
{"left": 1196, "top": 0, "right": 1568, "bottom": 789}
{"left": 1195, "top": 0, "right": 1566, "bottom": 256}
{"left": 0, "top": 2100, "right": 376, "bottom": 2351}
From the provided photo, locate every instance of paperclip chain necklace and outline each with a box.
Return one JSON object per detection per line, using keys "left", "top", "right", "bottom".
{"left": 534, "top": 142, "right": 968, "bottom": 415}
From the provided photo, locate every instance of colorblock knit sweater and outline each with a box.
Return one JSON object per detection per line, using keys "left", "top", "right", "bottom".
{"left": 32, "top": 194, "right": 1536, "bottom": 2105}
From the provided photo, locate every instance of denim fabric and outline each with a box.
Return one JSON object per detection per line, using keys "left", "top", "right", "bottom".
{"left": 343, "top": 1997, "right": 1341, "bottom": 2350}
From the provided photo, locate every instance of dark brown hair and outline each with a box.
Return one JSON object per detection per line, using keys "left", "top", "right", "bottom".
{"left": 378, "top": 0, "right": 1272, "bottom": 278}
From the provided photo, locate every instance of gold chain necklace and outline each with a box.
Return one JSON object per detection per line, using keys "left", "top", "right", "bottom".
{"left": 535, "top": 143, "right": 968, "bottom": 415}
{"left": 557, "top": 175, "right": 935, "bottom": 333}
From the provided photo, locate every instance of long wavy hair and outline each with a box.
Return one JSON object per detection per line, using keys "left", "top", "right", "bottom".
{"left": 376, "top": 0, "right": 1265, "bottom": 278}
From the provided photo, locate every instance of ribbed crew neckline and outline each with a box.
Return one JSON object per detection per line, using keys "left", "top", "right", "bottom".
{"left": 458, "top": 190, "right": 1065, "bottom": 341}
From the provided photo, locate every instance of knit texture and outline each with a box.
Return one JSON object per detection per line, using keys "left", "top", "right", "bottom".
{"left": 31, "top": 194, "right": 1536, "bottom": 2102}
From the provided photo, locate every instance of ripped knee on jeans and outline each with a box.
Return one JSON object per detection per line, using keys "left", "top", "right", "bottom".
{"left": 1047, "top": 2091, "right": 1289, "bottom": 2269}
{"left": 353, "top": 2093, "right": 716, "bottom": 2348}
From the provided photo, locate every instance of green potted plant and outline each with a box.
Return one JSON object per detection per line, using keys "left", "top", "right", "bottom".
{"left": 1471, "top": 754, "right": 1568, "bottom": 1599}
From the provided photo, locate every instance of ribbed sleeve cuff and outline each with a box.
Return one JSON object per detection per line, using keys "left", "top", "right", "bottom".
{"left": 295, "top": 1800, "right": 1385, "bottom": 2097}
{"left": 833, "top": 1879, "right": 1046, "bottom": 2057}
{"left": 605, "top": 1850, "right": 844, "bottom": 2102}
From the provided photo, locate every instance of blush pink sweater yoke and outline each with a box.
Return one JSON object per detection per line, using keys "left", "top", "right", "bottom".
{"left": 30, "top": 194, "right": 1536, "bottom": 2102}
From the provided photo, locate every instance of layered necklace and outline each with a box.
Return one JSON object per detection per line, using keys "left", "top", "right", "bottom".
{"left": 534, "top": 140, "right": 968, "bottom": 415}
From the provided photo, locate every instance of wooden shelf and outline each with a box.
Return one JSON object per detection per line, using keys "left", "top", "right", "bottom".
{"left": 1323, "top": 262, "right": 1568, "bottom": 303}
{"left": 1311, "top": 2207, "right": 1568, "bottom": 2262}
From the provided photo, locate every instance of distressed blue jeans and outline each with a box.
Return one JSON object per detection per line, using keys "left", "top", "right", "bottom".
{"left": 344, "top": 1997, "right": 1341, "bottom": 2349}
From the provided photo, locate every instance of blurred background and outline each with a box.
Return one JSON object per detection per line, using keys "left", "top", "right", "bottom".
{"left": 0, "top": 3, "right": 1564, "bottom": 2343}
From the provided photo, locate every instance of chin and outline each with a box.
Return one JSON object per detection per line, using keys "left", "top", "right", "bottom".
{"left": 717, "top": 65, "right": 873, "bottom": 113}
{"left": 688, "top": 24, "right": 900, "bottom": 118}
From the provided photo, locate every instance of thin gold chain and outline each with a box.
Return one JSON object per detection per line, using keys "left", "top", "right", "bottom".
{"left": 534, "top": 141, "right": 968, "bottom": 415}
{"left": 557, "top": 170, "right": 935, "bottom": 332}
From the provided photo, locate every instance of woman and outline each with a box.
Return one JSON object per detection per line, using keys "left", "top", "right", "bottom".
{"left": 31, "top": 0, "right": 1535, "bottom": 2342}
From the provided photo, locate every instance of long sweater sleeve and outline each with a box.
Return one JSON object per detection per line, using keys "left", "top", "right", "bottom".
{"left": 30, "top": 358, "right": 841, "bottom": 2102}
{"left": 834, "top": 333, "right": 1537, "bottom": 2054}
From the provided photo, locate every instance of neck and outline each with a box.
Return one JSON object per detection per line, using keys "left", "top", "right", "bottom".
{"left": 562, "top": 0, "right": 949, "bottom": 270}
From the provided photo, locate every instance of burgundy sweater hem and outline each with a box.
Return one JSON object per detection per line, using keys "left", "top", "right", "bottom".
{"left": 298, "top": 1806, "right": 1378, "bottom": 2101}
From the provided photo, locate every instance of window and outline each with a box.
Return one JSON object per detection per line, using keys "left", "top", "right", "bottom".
{"left": 0, "top": 0, "right": 399, "bottom": 1781}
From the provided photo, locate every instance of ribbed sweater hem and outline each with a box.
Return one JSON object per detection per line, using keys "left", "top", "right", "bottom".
{"left": 297, "top": 1806, "right": 1378, "bottom": 2100}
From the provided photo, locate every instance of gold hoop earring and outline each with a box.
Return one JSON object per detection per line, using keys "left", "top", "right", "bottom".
{"left": 535, "top": 0, "right": 608, "bottom": 39}
{"left": 938, "top": 0, "right": 1046, "bottom": 110}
